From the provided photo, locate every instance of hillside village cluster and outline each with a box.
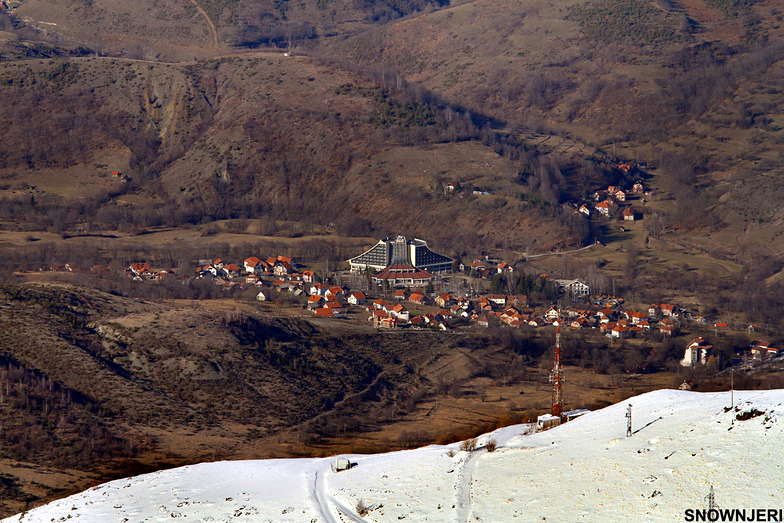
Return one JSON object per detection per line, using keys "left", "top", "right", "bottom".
{"left": 572, "top": 174, "right": 646, "bottom": 221}
{"left": 54, "top": 234, "right": 777, "bottom": 371}
{"left": 449, "top": 164, "right": 647, "bottom": 221}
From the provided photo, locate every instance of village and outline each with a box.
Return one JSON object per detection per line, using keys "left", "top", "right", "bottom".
{"left": 568, "top": 165, "right": 647, "bottom": 222}
{"left": 447, "top": 162, "right": 649, "bottom": 223}
{"left": 32, "top": 232, "right": 776, "bottom": 375}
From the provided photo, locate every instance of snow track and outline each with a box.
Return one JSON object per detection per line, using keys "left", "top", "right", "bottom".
{"left": 310, "top": 468, "right": 336, "bottom": 523}
{"left": 454, "top": 448, "right": 485, "bottom": 523}
{"left": 310, "top": 465, "right": 366, "bottom": 523}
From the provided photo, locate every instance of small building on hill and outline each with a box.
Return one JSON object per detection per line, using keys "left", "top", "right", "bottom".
{"left": 537, "top": 414, "right": 561, "bottom": 431}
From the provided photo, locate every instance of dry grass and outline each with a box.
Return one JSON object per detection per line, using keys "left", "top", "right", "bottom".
{"left": 292, "top": 365, "right": 679, "bottom": 456}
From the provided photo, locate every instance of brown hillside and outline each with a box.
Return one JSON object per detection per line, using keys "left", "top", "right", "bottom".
{"left": 328, "top": 0, "right": 784, "bottom": 264}
{"left": 0, "top": 53, "right": 585, "bottom": 252}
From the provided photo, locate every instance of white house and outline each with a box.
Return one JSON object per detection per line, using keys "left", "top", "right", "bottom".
{"left": 595, "top": 201, "right": 612, "bottom": 216}
{"left": 554, "top": 278, "right": 591, "bottom": 297}
{"left": 544, "top": 307, "right": 560, "bottom": 320}
{"left": 309, "top": 283, "right": 328, "bottom": 296}
{"left": 611, "top": 325, "right": 629, "bottom": 339}
{"left": 347, "top": 292, "right": 367, "bottom": 306}
{"left": 487, "top": 295, "right": 507, "bottom": 307}
{"left": 244, "top": 257, "right": 266, "bottom": 274}
{"left": 389, "top": 304, "right": 410, "bottom": 322}
{"left": 680, "top": 337, "right": 713, "bottom": 366}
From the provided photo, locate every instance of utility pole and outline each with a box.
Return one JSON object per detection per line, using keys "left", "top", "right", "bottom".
{"left": 626, "top": 404, "right": 632, "bottom": 437}
{"left": 730, "top": 367, "right": 734, "bottom": 408}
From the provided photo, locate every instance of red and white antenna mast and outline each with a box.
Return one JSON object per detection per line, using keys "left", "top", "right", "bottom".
{"left": 550, "top": 309, "right": 564, "bottom": 418}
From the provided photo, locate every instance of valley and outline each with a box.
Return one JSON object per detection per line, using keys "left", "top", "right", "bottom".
{"left": 1, "top": 0, "right": 784, "bottom": 516}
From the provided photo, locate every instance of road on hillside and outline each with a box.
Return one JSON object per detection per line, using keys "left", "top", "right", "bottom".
{"left": 188, "top": 0, "right": 218, "bottom": 47}
{"left": 518, "top": 241, "right": 599, "bottom": 263}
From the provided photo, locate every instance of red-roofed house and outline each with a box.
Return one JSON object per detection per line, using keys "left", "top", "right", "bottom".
{"left": 324, "top": 301, "right": 342, "bottom": 313}
{"left": 611, "top": 325, "right": 629, "bottom": 338}
{"left": 436, "top": 309, "right": 452, "bottom": 320}
{"left": 596, "top": 201, "right": 613, "bottom": 216}
{"left": 129, "top": 262, "right": 150, "bottom": 275}
{"left": 378, "top": 317, "right": 397, "bottom": 329}
{"left": 750, "top": 342, "right": 778, "bottom": 361}
{"left": 307, "top": 295, "right": 324, "bottom": 310}
{"left": 274, "top": 261, "right": 294, "bottom": 276}
{"left": 544, "top": 307, "right": 560, "bottom": 320}
{"left": 223, "top": 264, "right": 242, "bottom": 277}
{"left": 348, "top": 292, "right": 367, "bottom": 306}
{"left": 469, "top": 260, "right": 488, "bottom": 271}
{"left": 390, "top": 303, "right": 410, "bottom": 322}
{"left": 435, "top": 294, "right": 454, "bottom": 307}
{"left": 497, "top": 262, "right": 515, "bottom": 274}
{"left": 628, "top": 311, "right": 647, "bottom": 324}
{"left": 487, "top": 295, "right": 507, "bottom": 307}
{"left": 660, "top": 304, "right": 677, "bottom": 317}
{"left": 325, "top": 286, "right": 343, "bottom": 301}
{"left": 408, "top": 292, "right": 426, "bottom": 305}
{"left": 244, "top": 257, "right": 266, "bottom": 273}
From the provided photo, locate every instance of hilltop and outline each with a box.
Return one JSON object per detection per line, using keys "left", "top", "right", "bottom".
{"left": 7, "top": 388, "right": 783, "bottom": 522}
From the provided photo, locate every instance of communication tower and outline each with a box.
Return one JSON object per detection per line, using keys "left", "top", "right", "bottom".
{"left": 549, "top": 312, "right": 564, "bottom": 418}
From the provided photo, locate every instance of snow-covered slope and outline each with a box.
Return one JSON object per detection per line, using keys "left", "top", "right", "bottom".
{"left": 7, "top": 389, "right": 783, "bottom": 522}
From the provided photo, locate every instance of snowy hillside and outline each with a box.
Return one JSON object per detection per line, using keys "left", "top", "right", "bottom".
{"left": 6, "top": 389, "right": 783, "bottom": 522}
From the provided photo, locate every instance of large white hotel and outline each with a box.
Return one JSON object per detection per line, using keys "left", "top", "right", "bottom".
{"left": 348, "top": 236, "right": 454, "bottom": 285}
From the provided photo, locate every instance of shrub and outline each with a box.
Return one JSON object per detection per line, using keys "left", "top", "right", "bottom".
{"left": 356, "top": 499, "right": 369, "bottom": 516}
{"left": 459, "top": 437, "right": 478, "bottom": 452}
{"left": 485, "top": 438, "right": 497, "bottom": 452}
